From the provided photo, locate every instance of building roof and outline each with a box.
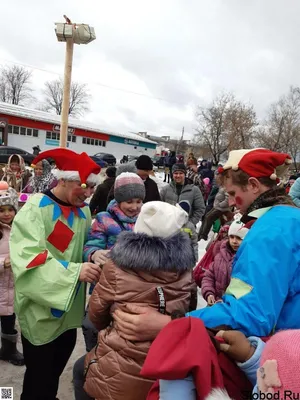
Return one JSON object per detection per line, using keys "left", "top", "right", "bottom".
{"left": 0, "top": 102, "right": 157, "bottom": 145}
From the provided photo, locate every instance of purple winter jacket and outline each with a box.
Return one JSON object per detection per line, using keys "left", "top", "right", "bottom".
{"left": 201, "top": 239, "right": 235, "bottom": 301}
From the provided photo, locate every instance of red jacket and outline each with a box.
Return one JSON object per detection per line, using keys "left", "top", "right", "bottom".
{"left": 201, "top": 240, "right": 235, "bottom": 301}
{"left": 141, "top": 317, "right": 252, "bottom": 400}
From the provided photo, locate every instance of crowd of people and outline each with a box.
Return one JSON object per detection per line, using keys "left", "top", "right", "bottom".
{"left": 1, "top": 146, "right": 300, "bottom": 399}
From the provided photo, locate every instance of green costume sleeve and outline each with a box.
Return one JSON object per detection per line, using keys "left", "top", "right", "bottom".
{"left": 10, "top": 201, "right": 82, "bottom": 312}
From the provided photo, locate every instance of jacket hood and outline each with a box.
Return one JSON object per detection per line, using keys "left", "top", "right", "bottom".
{"left": 213, "top": 239, "right": 235, "bottom": 261}
{"left": 110, "top": 230, "right": 195, "bottom": 272}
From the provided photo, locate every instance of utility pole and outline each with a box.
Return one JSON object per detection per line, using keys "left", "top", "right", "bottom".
{"left": 55, "top": 15, "right": 96, "bottom": 148}
{"left": 176, "top": 126, "right": 184, "bottom": 153}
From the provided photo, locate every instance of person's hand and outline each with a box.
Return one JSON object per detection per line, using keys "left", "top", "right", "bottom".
{"left": 4, "top": 256, "right": 11, "bottom": 269}
{"left": 79, "top": 262, "right": 101, "bottom": 283}
{"left": 113, "top": 304, "right": 171, "bottom": 341}
{"left": 207, "top": 294, "right": 216, "bottom": 305}
{"left": 91, "top": 250, "right": 110, "bottom": 266}
{"left": 216, "top": 330, "right": 255, "bottom": 363}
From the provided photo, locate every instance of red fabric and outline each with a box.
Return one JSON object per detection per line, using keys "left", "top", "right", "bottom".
{"left": 141, "top": 318, "right": 224, "bottom": 399}
{"left": 47, "top": 220, "right": 74, "bottom": 253}
{"left": 26, "top": 250, "right": 48, "bottom": 269}
{"left": 238, "top": 149, "right": 291, "bottom": 179}
{"left": 141, "top": 317, "right": 252, "bottom": 400}
{"left": 32, "top": 148, "right": 101, "bottom": 185}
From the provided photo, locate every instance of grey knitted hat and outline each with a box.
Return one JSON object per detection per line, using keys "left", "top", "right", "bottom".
{"left": 172, "top": 163, "right": 187, "bottom": 174}
{"left": 0, "top": 183, "right": 18, "bottom": 211}
{"left": 116, "top": 162, "right": 137, "bottom": 176}
{"left": 114, "top": 172, "right": 145, "bottom": 203}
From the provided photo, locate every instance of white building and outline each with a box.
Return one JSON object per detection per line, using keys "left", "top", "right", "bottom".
{"left": 0, "top": 103, "right": 157, "bottom": 160}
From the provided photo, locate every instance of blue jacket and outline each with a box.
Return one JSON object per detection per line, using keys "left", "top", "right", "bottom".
{"left": 189, "top": 205, "right": 300, "bottom": 336}
{"left": 289, "top": 178, "right": 300, "bottom": 207}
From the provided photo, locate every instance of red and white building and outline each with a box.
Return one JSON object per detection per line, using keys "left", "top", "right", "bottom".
{"left": 0, "top": 103, "right": 157, "bottom": 160}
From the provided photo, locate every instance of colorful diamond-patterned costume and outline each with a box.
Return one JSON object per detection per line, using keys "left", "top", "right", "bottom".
{"left": 10, "top": 192, "right": 92, "bottom": 345}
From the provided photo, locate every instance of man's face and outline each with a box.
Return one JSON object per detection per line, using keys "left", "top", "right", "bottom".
{"left": 64, "top": 181, "right": 95, "bottom": 207}
{"left": 223, "top": 176, "right": 259, "bottom": 214}
{"left": 173, "top": 171, "right": 185, "bottom": 185}
{"left": 137, "top": 169, "right": 150, "bottom": 181}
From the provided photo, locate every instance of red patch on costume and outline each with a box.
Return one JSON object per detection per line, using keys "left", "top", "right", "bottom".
{"left": 26, "top": 250, "right": 48, "bottom": 269}
{"left": 47, "top": 220, "right": 74, "bottom": 253}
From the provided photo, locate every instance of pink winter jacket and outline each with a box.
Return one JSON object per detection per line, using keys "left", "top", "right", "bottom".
{"left": 201, "top": 239, "right": 235, "bottom": 302}
{"left": 0, "top": 223, "right": 14, "bottom": 316}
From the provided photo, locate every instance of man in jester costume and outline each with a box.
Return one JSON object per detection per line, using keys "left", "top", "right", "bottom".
{"left": 10, "top": 148, "right": 101, "bottom": 400}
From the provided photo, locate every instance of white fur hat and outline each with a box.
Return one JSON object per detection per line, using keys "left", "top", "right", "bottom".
{"left": 228, "top": 219, "right": 249, "bottom": 239}
{"left": 134, "top": 201, "right": 189, "bottom": 238}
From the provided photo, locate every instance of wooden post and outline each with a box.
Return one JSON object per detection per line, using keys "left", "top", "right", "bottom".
{"left": 60, "top": 37, "right": 74, "bottom": 148}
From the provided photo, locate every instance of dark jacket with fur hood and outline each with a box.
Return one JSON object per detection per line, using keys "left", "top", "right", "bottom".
{"left": 84, "top": 231, "right": 195, "bottom": 400}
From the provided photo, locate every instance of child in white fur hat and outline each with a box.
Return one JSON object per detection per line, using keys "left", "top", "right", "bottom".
{"left": 82, "top": 201, "right": 196, "bottom": 400}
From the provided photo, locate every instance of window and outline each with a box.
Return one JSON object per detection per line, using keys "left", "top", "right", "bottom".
{"left": 145, "top": 148, "right": 147, "bottom": 151}
{"left": 68, "top": 135, "right": 76, "bottom": 143}
{"left": 81, "top": 137, "right": 106, "bottom": 146}
{"left": 9, "top": 125, "right": 39, "bottom": 137}
{"left": 46, "top": 131, "right": 51, "bottom": 139}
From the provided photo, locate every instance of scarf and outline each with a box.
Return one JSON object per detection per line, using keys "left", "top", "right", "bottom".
{"left": 28, "top": 160, "right": 56, "bottom": 193}
{"left": 3, "top": 154, "right": 27, "bottom": 192}
{"left": 241, "top": 187, "right": 295, "bottom": 224}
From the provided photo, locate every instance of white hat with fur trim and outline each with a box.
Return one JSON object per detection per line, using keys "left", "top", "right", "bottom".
{"left": 228, "top": 219, "right": 249, "bottom": 239}
{"left": 134, "top": 201, "right": 189, "bottom": 238}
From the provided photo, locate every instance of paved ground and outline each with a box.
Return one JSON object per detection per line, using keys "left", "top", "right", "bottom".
{"left": 0, "top": 170, "right": 209, "bottom": 399}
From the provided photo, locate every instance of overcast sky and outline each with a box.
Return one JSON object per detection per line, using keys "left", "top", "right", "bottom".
{"left": 1, "top": 0, "right": 300, "bottom": 139}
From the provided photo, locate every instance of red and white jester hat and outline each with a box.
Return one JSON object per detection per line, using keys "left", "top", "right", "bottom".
{"left": 219, "top": 149, "right": 292, "bottom": 181}
{"left": 32, "top": 148, "right": 101, "bottom": 188}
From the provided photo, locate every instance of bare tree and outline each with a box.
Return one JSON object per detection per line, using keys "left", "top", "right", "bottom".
{"left": 43, "top": 78, "right": 91, "bottom": 117}
{"left": 0, "top": 65, "right": 33, "bottom": 105}
{"left": 226, "top": 101, "right": 257, "bottom": 149}
{"left": 256, "top": 86, "right": 300, "bottom": 155}
{"left": 194, "top": 93, "right": 233, "bottom": 165}
{"left": 194, "top": 93, "right": 257, "bottom": 164}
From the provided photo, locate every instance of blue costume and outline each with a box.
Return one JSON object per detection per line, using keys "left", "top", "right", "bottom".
{"left": 189, "top": 205, "right": 300, "bottom": 337}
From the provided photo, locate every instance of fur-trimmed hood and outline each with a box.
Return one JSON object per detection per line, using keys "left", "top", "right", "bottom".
{"left": 110, "top": 230, "right": 195, "bottom": 272}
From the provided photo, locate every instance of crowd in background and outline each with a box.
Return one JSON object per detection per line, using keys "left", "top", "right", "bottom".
{"left": 1, "top": 148, "right": 300, "bottom": 399}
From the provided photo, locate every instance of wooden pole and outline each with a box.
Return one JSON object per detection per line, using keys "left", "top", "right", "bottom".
{"left": 60, "top": 37, "right": 74, "bottom": 148}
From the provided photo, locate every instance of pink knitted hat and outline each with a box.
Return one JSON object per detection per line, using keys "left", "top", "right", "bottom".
{"left": 114, "top": 172, "right": 145, "bottom": 203}
{"left": 257, "top": 330, "right": 300, "bottom": 397}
